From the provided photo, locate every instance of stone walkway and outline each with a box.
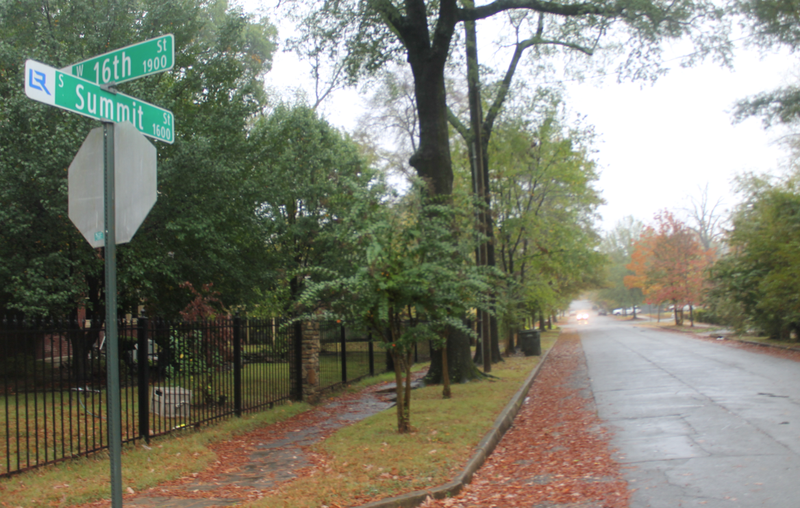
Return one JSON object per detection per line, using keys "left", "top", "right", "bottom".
{"left": 123, "top": 388, "right": 398, "bottom": 508}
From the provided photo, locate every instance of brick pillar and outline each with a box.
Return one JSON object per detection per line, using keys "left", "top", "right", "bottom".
{"left": 301, "top": 320, "right": 321, "bottom": 403}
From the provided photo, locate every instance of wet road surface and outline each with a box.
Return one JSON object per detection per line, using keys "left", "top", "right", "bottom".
{"left": 577, "top": 316, "right": 800, "bottom": 507}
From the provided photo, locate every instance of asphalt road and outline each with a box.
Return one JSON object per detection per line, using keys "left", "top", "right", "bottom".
{"left": 572, "top": 312, "right": 800, "bottom": 507}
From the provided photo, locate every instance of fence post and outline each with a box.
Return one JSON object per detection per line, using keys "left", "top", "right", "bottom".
{"left": 137, "top": 313, "right": 150, "bottom": 443}
{"left": 292, "top": 320, "right": 303, "bottom": 401}
{"left": 368, "top": 333, "right": 374, "bottom": 376}
{"left": 233, "top": 314, "right": 242, "bottom": 417}
{"left": 340, "top": 324, "right": 347, "bottom": 384}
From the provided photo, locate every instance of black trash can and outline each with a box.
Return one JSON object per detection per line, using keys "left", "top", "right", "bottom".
{"left": 518, "top": 329, "right": 541, "bottom": 356}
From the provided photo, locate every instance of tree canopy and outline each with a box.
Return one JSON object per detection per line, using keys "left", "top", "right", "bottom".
{"left": 295, "top": 179, "right": 499, "bottom": 431}
{"left": 247, "top": 103, "right": 378, "bottom": 316}
{"left": 734, "top": 0, "right": 800, "bottom": 125}
{"left": 626, "top": 211, "right": 713, "bottom": 325}
{"left": 286, "top": 0, "right": 729, "bottom": 199}
{"left": 0, "top": 0, "right": 277, "bottom": 318}
{"left": 488, "top": 98, "right": 605, "bottom": 326}
{"left": 709, "top": 171, "right": 800, "bottom": 338}
{"left": 595, "top": 216, "right": 645, "bottom": 313}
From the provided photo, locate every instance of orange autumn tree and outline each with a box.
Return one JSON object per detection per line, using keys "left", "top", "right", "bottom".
{"left": 626, "top": 211, "right": 714, "bottom": 325}
{"left": 624, "top": 229, "right": 658, "bottom": 313}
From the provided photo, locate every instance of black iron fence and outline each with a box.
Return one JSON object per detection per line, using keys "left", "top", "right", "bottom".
{"left": 319, "top": 325, "right": 375, "bottom": 391}
{"left": 0, "top": 315, "right": 304, "bottom": 476}
{"left": 1, "top": 315, "right": 433, "bottom": 477}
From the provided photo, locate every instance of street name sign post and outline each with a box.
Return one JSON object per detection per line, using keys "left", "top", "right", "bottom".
{"left": 63, "top": 34, "right": 174, "bottom": 85}
{"left": 25, "top": 59, "right": 174, "bottom": 143}
{"left": 24, "top": 42, "right": 174, "bottom": 508}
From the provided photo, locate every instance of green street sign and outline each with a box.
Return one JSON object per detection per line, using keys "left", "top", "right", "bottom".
{"left": 63, "top": 34, "right": 174, "bottom": 85}
{"left": 25, "top": 59, "right": 174, "bottom": 143}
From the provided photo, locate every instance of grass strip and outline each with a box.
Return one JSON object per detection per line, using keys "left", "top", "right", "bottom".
{"left": 0, "top": 332, "right": 556, "bottom": 507}
{"left": 0, "top": 402, "right": 314, "bottom": 507}
{"left": 636, "top": 319, "right": 800, "bottom": 350}
{"left": 245, "top": 331, "right": 558, "bottom": 508}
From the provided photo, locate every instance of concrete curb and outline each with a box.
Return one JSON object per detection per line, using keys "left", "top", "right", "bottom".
{"left": 726, "top": 338, "right": 800, "bottom": 353}
{"left": 651, "top": 324, "right": 800, "bottom": 353}
{"left": 354, "top": 344, "right": 556, "bottom": 508}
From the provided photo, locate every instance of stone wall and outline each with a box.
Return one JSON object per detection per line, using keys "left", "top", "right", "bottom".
{"left": 300, "top": 320, "right": 321, "bottom": 403}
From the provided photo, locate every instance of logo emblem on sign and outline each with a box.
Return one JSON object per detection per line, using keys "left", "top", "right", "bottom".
{"left": 28, "top": 68, "right": 50, "bottom": 95}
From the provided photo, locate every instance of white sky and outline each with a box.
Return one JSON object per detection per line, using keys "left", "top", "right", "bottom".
{"left": 245, "top": 2, "right": 794, "bottom": 233}
{"left": 566, "top": 47, "right": 792, "bottom": 231}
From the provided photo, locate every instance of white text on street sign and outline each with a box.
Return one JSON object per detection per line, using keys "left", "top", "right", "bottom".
{"left": 62, "top": 34, "right": 174, "bottom": 85}
{"left": 25, "top": 59, "right": 174, "bottom": 143}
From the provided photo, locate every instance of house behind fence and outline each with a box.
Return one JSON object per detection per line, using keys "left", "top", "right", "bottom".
{"left": 0, "top": 315, "right": 431, "bottom": 477}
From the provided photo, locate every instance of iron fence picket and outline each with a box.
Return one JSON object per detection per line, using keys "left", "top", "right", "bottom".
{"left": 1, "top": 314, "right": 418, "bottom": 477}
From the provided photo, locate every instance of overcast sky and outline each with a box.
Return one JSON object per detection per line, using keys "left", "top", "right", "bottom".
{"left": 247, "top": 2, "right": 794, "bottom": 233}
{"left": 566, "top": 46, "right": 792, "bottom": 231}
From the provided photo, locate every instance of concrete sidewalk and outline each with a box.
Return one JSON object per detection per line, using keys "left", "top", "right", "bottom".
{"left": 125, "top": 389, "right": 395, "bottom": 508}
{"left": 116, "top": 355, "right": 551, "bottom": 508}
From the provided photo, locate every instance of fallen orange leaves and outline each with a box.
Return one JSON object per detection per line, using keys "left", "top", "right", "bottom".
{"left": 421, "top": 333, "right": 631, "bottom": 508}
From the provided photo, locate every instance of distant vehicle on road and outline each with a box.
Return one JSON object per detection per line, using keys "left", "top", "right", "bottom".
{"left": 597, "top": 309, "right": 608, "bottom": 316}
{"left": 576, "top": 311, "right": 589, "bottom": 323}
{"left": 612, "top": 308, "right": 623, "bottom": 315}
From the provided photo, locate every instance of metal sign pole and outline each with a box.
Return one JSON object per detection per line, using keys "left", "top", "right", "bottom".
{"left": 103, "top": 121, "right": 123, "bottom": 507}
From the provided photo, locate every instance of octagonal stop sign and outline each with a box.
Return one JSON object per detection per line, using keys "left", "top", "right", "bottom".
{"left": 69, "top": 121, "right": 157, "bottom": 248}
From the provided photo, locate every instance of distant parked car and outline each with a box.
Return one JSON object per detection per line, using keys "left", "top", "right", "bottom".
{"left": 612, "top": 308, "right": 623, "bottom": 315}
{"left": 597, "top": 309, "right": 608, "bottom": 316}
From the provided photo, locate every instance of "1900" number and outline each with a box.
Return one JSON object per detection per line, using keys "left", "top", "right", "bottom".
{"left": 143, "top": 55, "right": 168, "bottom": 74}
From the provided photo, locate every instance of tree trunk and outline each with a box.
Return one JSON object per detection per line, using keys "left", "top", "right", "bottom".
{"left": 405, "top": 14, "right": 485, "bottom": 382}
{"left": 392, "top": 349, "right": 410, "bottom": 433}
{"left": 403, "top": 350, "right": 412, "bottom": 423}
{"left": 441, "top": 337, "right": 451, "bottom": 399}
{"left": 504, "top": 327, "right": 515, "bottom": 355}
{"left": 407, "top": 40, "right": 453, "bottom": 196}
{"left": 426, "top": 324, "right": 484, "bottom": 384}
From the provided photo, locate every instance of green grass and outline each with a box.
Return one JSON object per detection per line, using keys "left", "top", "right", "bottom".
{"left": 0, "top": 401, "right": 311, "bottom": 507}
{"left": 0, "top": 353, "right": 426, "bottom": 507}
{"left": 640, "top": 320, "right": 800, "bottom": 349}
{"left": 1, "top": 349, "right": 385, "bottom": 476}
{"left": 246, "top": 332, "right": 559, "bottom": 508}
{"left": 0, "top": 332, "right": 557, "bottom": 508}
{"left": 721, "top": 334, "right": 800, "bottom": 349}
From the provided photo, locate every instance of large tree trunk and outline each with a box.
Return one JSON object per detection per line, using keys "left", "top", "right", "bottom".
{"left": 407, "top": 41, "right": 454, "bottom": 196}
{"left": 426, "top": 324, "right": 484, "bottom": 384}
{"left": 405, "top": 11, "right": 484, "bottom": 382}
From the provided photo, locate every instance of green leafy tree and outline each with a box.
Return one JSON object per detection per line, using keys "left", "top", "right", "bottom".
{"left": 0, "top": 0, "right": 277, "bottom": 320}
{"left": 488, "top": 99, "right": 605, "bottom": 339}
{"left": 283, "top": 0, "right": 726, "bottom": 381}
{"left": 735, "top": 0, "right": 800, "bottom": 126}
{"left": 295, "top": 180, "right": 498, "bottom": 432}
{"left": 596, "top": 216, "right": 645, "bottom": 312}
{"left": 247, "top": 103, "right": 378, "bottom": 315}
{"left": 711, "top": 171, "right": 800, "bottom": 338}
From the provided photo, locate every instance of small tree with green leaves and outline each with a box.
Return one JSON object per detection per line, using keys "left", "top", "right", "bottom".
{"left": 295, "top": 180, "right": 498, "bottom": 433}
